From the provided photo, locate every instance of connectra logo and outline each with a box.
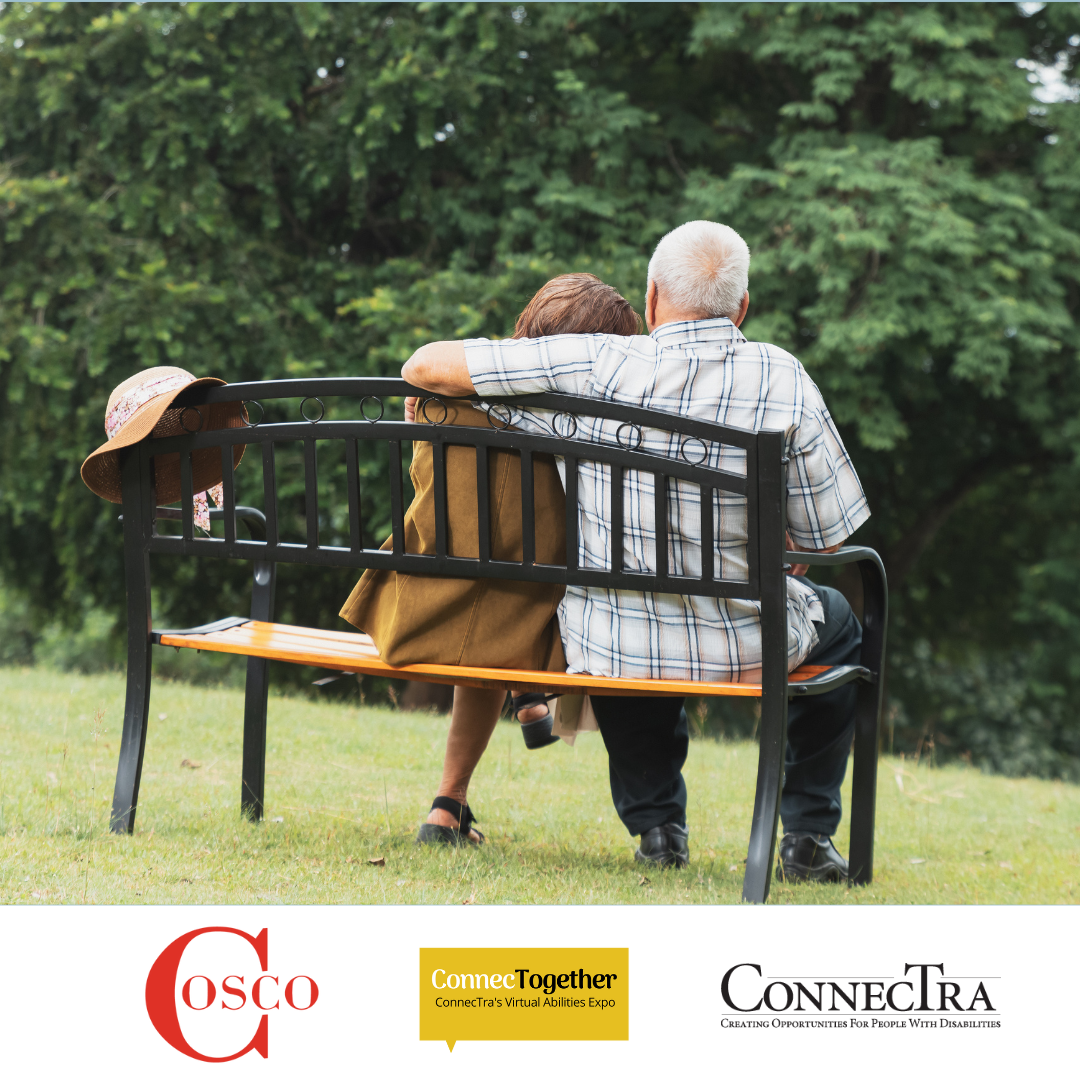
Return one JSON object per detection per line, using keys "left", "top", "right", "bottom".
{"left": 720, "top": 963, "right": 999, "bottom": 1030}
{"left": 145, "top": 927, "right": 319, "bottom": 1062}
{"left": 419, "top": 947, "right": 628, "bottom": 1050}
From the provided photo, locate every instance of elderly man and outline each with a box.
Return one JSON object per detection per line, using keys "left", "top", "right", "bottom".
{"left": 403, "top": 220, "right": 870, "bottom": 880}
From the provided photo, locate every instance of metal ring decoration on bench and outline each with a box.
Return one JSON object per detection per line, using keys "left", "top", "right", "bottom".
{"left": 241, "top": 400, "right": 264, "bottom": 428}
{"left": 180, "top": 406, "right": 205, "bottom": 433}
{"left": 551, "top": 411, "right": 578, "bottom": 439}
{"left": 616, "top": 422, "right": 643, "bottom": 451}
{"left": 301, "top": 396, "right": 325, "bottom": 423}
{"left": 420, "top": 397, "right": 448, "bottom": 425}
{"left": 360, "top": 395, "right": 384, "bottom": 423}
{"left": 679, "top": 435, "right": 709, "bottom": 466}
{"left": 485, "top": 402, "right": 513, "bottom": 430}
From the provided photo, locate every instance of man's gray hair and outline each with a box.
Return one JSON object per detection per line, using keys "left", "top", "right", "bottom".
{"left": 647, "top": 220, "right": 750, "bottom": 320}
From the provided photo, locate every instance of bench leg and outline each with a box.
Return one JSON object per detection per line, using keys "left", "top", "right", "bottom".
{"left": 847, "top": 681, "right": 879, "bottom": 885}
{"left": 112, "top": 451, "right": 155, "bottom": 835}
{"left": 848, "top": 556, "right": 888, "bottom": 885}
{"left": 742, "top": 690, "right": 786, "bottom": 904}
{"left": 111, "top": 632, "right": 152, "bottom": 834}
{"left": 241, "top": 656, "right": 270, "bottom": 821}
{"left": 241, "top": 559, "right": 276, "bottom": 822}
{"left": 743, "top": 433, "right": 789, "bottom": 904}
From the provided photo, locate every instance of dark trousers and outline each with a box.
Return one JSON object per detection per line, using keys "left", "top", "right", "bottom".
{"left": 591, "top": 581, "right": 862, "bottom": 839}
{"left": 592, "top": 695, "right": 689, "bottom": 837}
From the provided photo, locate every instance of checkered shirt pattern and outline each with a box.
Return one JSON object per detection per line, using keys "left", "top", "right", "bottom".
{"left": 464, "top": 318, "right": 871, "bottom": 681}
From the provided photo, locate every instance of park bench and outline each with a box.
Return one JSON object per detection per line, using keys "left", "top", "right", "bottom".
{"left": 110, "top": 377, "right": 887, "bottom": 904}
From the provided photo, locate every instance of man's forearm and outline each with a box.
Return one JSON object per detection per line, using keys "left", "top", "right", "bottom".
{"left": 401, "top": 340, "right": 475, "bottom": 396}
{"left": 785, "top": 536, "right": 843, "bottom": 576}
{"left": 790, "top": 541, "right": 843, "bottom": 555}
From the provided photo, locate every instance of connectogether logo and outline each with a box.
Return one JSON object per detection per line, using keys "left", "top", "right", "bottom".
{"left": 145, "top": 927, "right": 319, "bottom": 1062}
{"left": 420, "top": 947, "right": 629, "bottom": 1050}
{"left": 720, "top": 963, "right": 999, "bottom": 1030}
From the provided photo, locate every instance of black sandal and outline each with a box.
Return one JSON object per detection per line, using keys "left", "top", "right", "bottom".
{"left": 512, "top": 692, "right": 561, "bottom": 750}
{"left": 415, "top": 796, "right": 485, "bottom": 846}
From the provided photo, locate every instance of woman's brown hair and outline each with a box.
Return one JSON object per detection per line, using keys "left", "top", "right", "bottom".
{"left": 513, "top": 273, "right": 642, "bottom": 339}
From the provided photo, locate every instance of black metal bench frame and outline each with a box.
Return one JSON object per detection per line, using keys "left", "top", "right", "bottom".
{"left": 111, "top": 377, "right": 887, "bottom": 904}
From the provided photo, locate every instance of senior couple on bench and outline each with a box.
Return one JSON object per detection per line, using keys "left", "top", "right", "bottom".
{"left": 341, "top": 220, "right": 870, "bottom": 883}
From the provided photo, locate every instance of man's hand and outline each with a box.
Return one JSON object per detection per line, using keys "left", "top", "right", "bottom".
{"left": 785, "top": 532, "right": 842, "bottom": 576}
{"left": 404, "top": 396, "right": 417, "bottom": 423}
{"left": 401, "top": 340, "right": 475, "bottom": 397}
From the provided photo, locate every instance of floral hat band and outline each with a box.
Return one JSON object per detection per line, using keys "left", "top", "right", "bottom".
{"left": 104, "top": 369, "right": 194, "bottom": 442}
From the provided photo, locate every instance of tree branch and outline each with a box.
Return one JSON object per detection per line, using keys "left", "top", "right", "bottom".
{"left": 885, "top": 453, "right": 1052, "bottom": 588}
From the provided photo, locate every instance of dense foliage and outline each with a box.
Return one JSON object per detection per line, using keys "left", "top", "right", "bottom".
{"left": 1, "top": 2, "right": 1078, "bottom": 776}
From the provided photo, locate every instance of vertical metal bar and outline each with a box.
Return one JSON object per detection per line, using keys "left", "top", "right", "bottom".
{"left": 742, "top": 430, "right": 788, "bottom": 904}
{"left": 476, "top": 445, "right": 491, "bottom": 563}
{"left": 744, "top": 440, "right": 759, "bottom": 594}
{"left": 262, "top": 441, "right": 278, "bottom": 548}
{"left": 220, "top": 444, "right": 236, "bottom": 544}
{"left": 110, "top": 445, "right": 154, "bottom": 835}
{"left": 849, "top": 555, "right": 889, "bottom": 886}
{"left": 180, "top": 449, "right": 194, "bottom": 541}
{"left": 699, "top": 484, "right": 714, "bottom": 582}
{"left": 346, "top": 438, "right": 362, "bottom": 552}
{"left": 431, "top": 438, "right": 448, "bottom": 559}
{"left": 241, "top": 559, "right": 277, "bottom": 823}
{"left": 304, "top": 438, "right": 318, "bottom": 549}
{"left": 520, "top": 449, "right": 535, "bottom": 566}
{"left": 654, "top": 472, "right": 668, "bottom": 581}
{"left": 389, "top": 440, "right": 404, "bottom": 555}
{"left": 610, "top": 464, "right": 624, "bottom": 574}
{"left": 564, "top": 455, "right": 579, "bottom": 572}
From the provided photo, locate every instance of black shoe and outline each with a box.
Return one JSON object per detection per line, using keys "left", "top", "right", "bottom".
{"left": 512, "top": 692, "right": 560, "bottom": 749}
{"left": 776, "top": 832, "right": 848, "bottom": 883}
{"left": 634, "top": 823, "right": 690, "bottom": 869}
{"left": 415, "top": 796, "right": 485, "bottom": 846}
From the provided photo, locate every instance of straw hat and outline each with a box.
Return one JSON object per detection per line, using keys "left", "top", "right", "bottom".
{"left": 81, "top": 366, "right": 246, "bottom": 504}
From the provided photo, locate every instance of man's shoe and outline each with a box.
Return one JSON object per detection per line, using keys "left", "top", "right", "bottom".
{"left": 634, "top": 823, "right": 689, "bottom": 869}
{"left": 776, "top": 832, "right": 848, "bottom": 883}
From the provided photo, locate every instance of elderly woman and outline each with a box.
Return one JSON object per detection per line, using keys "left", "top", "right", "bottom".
{"left": 339, "top": 274, "right": 640, "bottom": 844}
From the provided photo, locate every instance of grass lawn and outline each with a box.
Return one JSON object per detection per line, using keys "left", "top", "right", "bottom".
{"left": 0, "top": 667, "right": 1076, "bottom": 905}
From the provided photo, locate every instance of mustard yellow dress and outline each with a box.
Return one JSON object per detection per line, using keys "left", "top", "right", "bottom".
{"left": 339, "top": 403, "right": 567, "bottom": 674}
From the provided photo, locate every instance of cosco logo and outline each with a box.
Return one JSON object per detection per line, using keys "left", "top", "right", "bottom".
{"left": 145, "top": 927, "right": 319, "bottom": 1062}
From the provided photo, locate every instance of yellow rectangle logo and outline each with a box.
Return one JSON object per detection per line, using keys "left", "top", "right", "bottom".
{"left": 419, "top": 948, "right": 629, "bottom": 1050}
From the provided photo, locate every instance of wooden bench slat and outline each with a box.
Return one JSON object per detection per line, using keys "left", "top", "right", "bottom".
{"left": 156, "top": 620, "right": 832, "bottom": 699}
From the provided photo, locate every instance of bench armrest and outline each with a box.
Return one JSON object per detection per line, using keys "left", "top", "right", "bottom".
{"left": 785, "top": 544, "right": 887, "bottom": 658}
{"left": 153, "top": 504, "right": 268, "bottom": 542}
{"left": 785, "top": 544, "right": 883, "bottom": 572}
{"left": 136, "top": 506, "right": 275, "bottom": 622}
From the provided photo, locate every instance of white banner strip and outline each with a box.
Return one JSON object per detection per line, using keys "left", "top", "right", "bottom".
{"left": 0, "top": 904, "right": 1071, "bottom": 1078}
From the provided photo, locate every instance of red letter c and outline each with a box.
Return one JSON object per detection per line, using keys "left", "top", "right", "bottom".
{"left": 252, "top": 975, "right": 280, "bottom": 1011}
{"left": 145, "top": 927, "right": 269, "bottom": 1062}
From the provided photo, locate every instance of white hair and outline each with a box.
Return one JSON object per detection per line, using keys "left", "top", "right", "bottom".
{"left": 646, "top": 220, "right": 750, "bottom": 320}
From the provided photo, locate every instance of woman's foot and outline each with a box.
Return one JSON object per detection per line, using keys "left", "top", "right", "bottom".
{"left": 417, "top": 795, "right": 484, "bottom": 845}
{"left": 512, "top": 692, "right": 560, "bottom": 749}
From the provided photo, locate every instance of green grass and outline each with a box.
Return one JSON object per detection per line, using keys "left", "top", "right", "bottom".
{"left": 0, "top": 667, "right": 1077, "bottom": 905}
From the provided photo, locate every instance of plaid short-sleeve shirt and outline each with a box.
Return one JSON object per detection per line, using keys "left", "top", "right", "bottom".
{"left": 464, "top": 318, "right": 870, "bottom": 681}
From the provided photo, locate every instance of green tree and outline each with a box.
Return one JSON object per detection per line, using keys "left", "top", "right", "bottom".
{"left": 1, "top": 2, "right": 1078, "bottom": 775}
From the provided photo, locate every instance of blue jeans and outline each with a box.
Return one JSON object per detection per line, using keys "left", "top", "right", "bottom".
{"left": 591, "top": 581, "right": 861, "bottom": 839}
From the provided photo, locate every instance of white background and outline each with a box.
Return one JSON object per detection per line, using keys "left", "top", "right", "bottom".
{"left": 0, "top": 905, "right": 1071, "bottom": 1079}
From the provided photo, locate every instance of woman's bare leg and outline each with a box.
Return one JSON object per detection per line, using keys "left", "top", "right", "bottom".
{"left": 426, "top": 685, "right": 506, "bottom": 841}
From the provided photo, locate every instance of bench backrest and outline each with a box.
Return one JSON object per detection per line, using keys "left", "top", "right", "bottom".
{"left": 119, "top": 377, "right": 789, "bottom": 609}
